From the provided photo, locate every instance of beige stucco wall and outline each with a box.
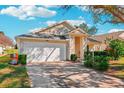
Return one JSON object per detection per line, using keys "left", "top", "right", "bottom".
{"left": 69, "top": 36, "right": 75, "bottom": 59}
{"left": 91, "top": 43, "right": 107, "bottom": 51}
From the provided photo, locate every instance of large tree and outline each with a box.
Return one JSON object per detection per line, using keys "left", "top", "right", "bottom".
{"left": 61, "top": 5, "right": 124, "bottom": 24}
{"left": 108, "top": 39, "right": 124, "bottom": 60}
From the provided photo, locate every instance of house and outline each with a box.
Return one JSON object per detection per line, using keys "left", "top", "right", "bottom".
{"left": 16, "top": 21, "right": 100, "bottom": 64}
{"left": 0, "top": 44, "right": 3, "bottom": 55}
{"left": 93, "top": 31, "right": 124, "bottom": 51}
{"left": 0, "top": 31, "right": 14, "bottom": 54}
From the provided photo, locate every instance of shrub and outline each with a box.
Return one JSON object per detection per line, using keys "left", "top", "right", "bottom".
{"left": 93, "top": 56, "right": 109, "bottom": 71}
{"left": 84, "top": 59, "right": 93, "bottom": 68}
{"left": 108, "top": 39, "right": 124, "bottom": 60}
{"left": 84, "top": 51, "right": 109, "bottom": 57}
{"left": 84, "top": 54, "right": 109, "bottom": 71}
{"left": 94, "top": 51, "right": 109, "bottom": 56}
{"left": 70, "top": 54, "right": 77, "bottom": 61}
{"left": 93, "top": 61, "right": 109, "bottom": 71}
{"left": 18, "top": 54, "right": 27, "bottom": 65}
{"left": 84, "top": 50, "right": 110, "bottom": 71}
{"left": 94, "top": 56, "right": 101, "bottom": 62}
{"left": 84, "top": 54, "right": 93, "bottom": 68}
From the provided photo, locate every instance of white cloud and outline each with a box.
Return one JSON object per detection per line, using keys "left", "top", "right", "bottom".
{"left": 44, "top": 18, "right": 86, "bottom": 27}
{"left": 0, "top": 5, "right": 57, "bottom": 20}
{"left": 27, "top": 17, "right": 35, "bottom": 20}
{"left": 29, "top": 27, "right": 42, "bottom": 33}
{"left": 76, "top": 6, "right": 89, "bottom": 11}
{"left": 108, "top": 29, "right": 124, "bottom": 33}
{"left": 78, "top": 16, "right": 84, "bottom": 20}
{"left": 66, "top": 19, "right": 86, "bottom": 26}
{"left": 45, "top": 19, "right": 86, "bottom": 26}
{"left": 43, "top": 5, "right": 59, "bottom": 8}
{"left": 46, "top": 21, "right": 57, "bottom": 26}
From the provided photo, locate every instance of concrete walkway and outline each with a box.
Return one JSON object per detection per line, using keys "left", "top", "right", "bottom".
{"left": 26, "top": 62, "right": 124, "bottom": 88}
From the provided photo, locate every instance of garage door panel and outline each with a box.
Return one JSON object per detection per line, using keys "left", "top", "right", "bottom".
{"left": 22, "top": 42, "right": 66, "bottom": 63}
{"left": 45, "top": 48, "right": 60, "bottom": 61}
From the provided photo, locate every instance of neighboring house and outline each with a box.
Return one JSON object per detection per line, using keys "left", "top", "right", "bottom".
{"left": 0, "top": 31, "right": 14, "bottom": 53}
{"left": 0, "top": 44, "right": 3, "bottom": 55}
{"left": 16, "top": 21, "right": 100, "bottom": 64}
{"left": 93, "top": 31, "right": 124, "bottom": 51}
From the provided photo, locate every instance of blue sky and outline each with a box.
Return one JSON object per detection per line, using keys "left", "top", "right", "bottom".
{"left": 0, "top": 5, "right": 124, "bottom": 40}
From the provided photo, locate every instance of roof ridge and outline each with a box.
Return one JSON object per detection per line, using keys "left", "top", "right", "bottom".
{"left": 95, "top": 30, "right": 124, "bottom": 36}
{"left": 32, "top": 21, "right": 75, "bottom": 34}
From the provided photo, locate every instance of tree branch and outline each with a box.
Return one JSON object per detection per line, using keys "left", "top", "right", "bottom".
{"left": 93, "top": 5, "right": 124, "bottom": 23}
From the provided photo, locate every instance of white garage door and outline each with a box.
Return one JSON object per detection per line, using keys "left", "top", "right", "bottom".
{"left": 22, "top": 42, "right": 67, "bottom": 63}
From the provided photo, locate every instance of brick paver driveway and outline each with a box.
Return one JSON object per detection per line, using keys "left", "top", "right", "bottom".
{"left": 26, "top": 62, "right": 124, "bottom": 88}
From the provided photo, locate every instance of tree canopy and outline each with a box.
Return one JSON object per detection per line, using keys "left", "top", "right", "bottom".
{"left": 78, "top": 23, "right": 97, "bottom": 35}
{"left": 61, "top": 5, "right": 124, "bottom": 24}
{"left": 108, "top": 39, "right": 124, "bottom": 60}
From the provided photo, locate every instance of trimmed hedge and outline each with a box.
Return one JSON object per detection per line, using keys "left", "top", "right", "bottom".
{"left": 94, "top": 51, "right": 109, "bottom": 56}
{"left": 93, "top": 56, "right": 109, "bottom": 71}
{"left": 84, "top": 51, "right": 109, "bottom": 57}
{"left": 18, "top": 54, "right": 27, "bottom": 65}
{"left": 84, "top": 54, "right": 109, "bottom": 71}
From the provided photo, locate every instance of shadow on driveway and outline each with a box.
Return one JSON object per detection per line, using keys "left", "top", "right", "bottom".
{"left": 26, "top": 62, "right": 124, "bottom": 88}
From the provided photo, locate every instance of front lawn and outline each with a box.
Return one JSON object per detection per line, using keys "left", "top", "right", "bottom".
{"left": 110, "top": 57, "right": 124, "bottom": 66}
{"left": 107, "top": 57, "right": 124, "bottom": 79}
{"left": 4, "top": 49, "right": 18, "bottom": 54}
{"left": 0, "top": 55, "right": 31, "bottom": 88}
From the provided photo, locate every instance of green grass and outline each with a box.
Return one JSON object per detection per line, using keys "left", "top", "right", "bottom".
{"left": 107, "top": 57, "right": 124, "bottom": 79}
{"left": 4, "top": 49, "right": 18, "bottom": 54}
{"left": 110, "top": 57, "right": 124, "bottom": 66}
{"left": 0, "top": 55, "right": 31, "bottom": 88}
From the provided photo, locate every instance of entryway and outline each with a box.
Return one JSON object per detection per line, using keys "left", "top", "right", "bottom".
{"left": 75, "top": 37, "right": 81, "bottom": 58}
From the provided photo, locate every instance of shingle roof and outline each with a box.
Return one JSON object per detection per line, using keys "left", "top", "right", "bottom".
{"left": 0, "top": 31, "right": 13, "bottom": 47}
{"left": 87, "top": 37, "right": 101, "bottom": 43}
{"left": 16, "top": 33, "right": 69, "bottom": 40}
{"left": 93, "top": 31, "right": 124, "bottom": 42}
{"left": 32, "top": 21, "right": 75, "bottom": 34}
{"left": 16, "top": 21, "right": 100, "bottom": 44}
{"left": 16, "top": 21, "right": 76, "bottom": 40}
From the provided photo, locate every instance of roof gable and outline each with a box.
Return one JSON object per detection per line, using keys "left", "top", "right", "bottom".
{"left": 69, "top": 28, "right": 87, "bottom": 34}
{"left": 119, "top": 32, "right": 124, "bottom": 39}
{"left": 0, "top": 32, "right": 13, "bottom": 46}
{"left": 33, "top": 21, "right": 75, "bottom": 35}
{"left": 16, "top": 21, "right": 90, "bottom": 40}
{"left": 69, "top": 28, "right": 89, "bottom": 37}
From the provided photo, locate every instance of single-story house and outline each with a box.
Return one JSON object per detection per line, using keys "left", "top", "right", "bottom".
{"left": 15, "top": 21, "right": 100, "bottom": 64}
{"left": 0, "top": 44, "right": 3, "bottom": 55}
{"left": 0, "top": 31, "right": 14, "bottom": 54}
{"left": 92, "top": 31, "right": 124, "bottom": 51}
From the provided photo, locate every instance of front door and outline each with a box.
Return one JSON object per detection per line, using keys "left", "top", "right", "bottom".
{"left": 75, "top": 37, "right": 81, "bottom": 58}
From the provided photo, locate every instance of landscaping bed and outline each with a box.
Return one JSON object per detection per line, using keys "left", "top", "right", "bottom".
{"left": 0, "top": 55, "right": 31, "bottom": 88}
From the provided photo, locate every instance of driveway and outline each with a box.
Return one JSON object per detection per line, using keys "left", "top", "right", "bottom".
{"left": 26, "top": 62, "right": 124, "bottom": 88}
